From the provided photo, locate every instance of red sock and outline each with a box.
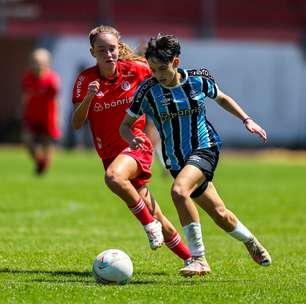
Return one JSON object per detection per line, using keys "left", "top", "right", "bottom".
{"left": 128, "top": 198, "right": 155, "bottom": 225}
{"left": 36, "top": 157, "right": 49, "bottom": 175}
{"left": 165, "top": 232, "right": 191, "bottom": 261}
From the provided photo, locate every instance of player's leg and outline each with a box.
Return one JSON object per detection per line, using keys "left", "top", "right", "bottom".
{"left": 104, "top": 154, "right": 163, "bottom": 249}
{"left": 22, "top": 127, "right": 42, "bottom": 173}
{"left": 138, "top": 186, "right": 191, "bottom": 264}
{"left": 170, "top": 165, "right": 211, "bottom": 276}
{"left": 23, "top": 128, "right": 36, "bottom": 157}
{"left": 145, "top": 119, "right": 168, "bottom": 177}
{"left": 38, "top": 135, "right": 54, "bottom": 174}
{"left": 194, "top": 182, "right": 271, "bottom": 266}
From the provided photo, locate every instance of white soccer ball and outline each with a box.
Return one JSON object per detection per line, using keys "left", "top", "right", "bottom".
{"left": 92, "top": 249, "right": 133, "bottom": 284}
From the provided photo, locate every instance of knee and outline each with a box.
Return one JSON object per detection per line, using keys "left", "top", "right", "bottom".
{"left": 171, "top": 182, "right": 189, "bottom": 203}
{"left": 104, "top": 168, "right": 125, "bottom": 190}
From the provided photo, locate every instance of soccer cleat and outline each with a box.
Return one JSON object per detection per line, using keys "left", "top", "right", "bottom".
{"left": 184, "top": 258, "right": 192, "bottom": 267}
{"left": 179, "top": 256, "right": 211, "bottom": 277}
{"left": 244, "top": 236, "right": 272, "bottom": 266}
{"left": 143, "top": 219, "right": 164, "bottom": 250}
{"left": 35, "top": 158, "right": 48, "bottom": 175}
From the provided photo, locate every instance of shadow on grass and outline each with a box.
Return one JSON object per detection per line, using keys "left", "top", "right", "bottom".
{"left": 0, "top": 268, "right": 91, "bottom": 277}
{"left": 134, "top": 271, "right": 168, "bottom": 276}
{"left": 0, "top": 268, "right": 165, "bottom": 285}
{"left": 31, "top": 278, "right": 158, "bottom": 285}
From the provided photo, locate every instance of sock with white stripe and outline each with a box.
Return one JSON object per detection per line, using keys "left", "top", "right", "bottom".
{"left": 165, "top": 232, "right": 191, "bottom": 261}
{"left": 128, "top": 198, "right": 155, "bottom": 225}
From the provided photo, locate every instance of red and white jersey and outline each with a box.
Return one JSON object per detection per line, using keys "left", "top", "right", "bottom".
{"left": 22, "top": 69, "right": 60, "bottom": 139}
{"left": 72, "top": 59, "right": 151, "bottom": 160}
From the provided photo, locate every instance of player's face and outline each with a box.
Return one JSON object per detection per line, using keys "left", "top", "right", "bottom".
{"left": 147, "top": 57, "right": 179, "bottom": 87}
{"left": 91, "top": 33, "right": 119, "bottom": 72}
{"left": 31, "top": 56, "right": 49, "bottom": 75}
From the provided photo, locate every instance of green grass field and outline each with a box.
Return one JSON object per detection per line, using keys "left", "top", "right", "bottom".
{"left": 0, "top": 147, "right": 305, "bottom": 303}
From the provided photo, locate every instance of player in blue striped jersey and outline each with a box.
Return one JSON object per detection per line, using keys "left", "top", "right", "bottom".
{"left": 120, "top": 34, "right": 271, "bottom": 277}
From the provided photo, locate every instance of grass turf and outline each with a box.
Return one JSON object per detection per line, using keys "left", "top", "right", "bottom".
{"left": 0, "top": 147, "right": 305, "bottom": 303}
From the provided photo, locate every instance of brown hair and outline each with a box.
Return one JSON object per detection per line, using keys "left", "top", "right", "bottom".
{"left": 89, "top": 25, "right": 146, "bottom": 62}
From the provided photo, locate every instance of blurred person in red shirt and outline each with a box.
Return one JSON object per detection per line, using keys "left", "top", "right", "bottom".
{"left": 21, "top": 48, "right": 61, "bottom": 175}
{"left": 71, "top": 25, "right": 191, "bottom": 266}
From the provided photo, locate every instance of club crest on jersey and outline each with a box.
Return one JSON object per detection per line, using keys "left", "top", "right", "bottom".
{"left": 121, "top": 81, "right": 131, "bottom": 91}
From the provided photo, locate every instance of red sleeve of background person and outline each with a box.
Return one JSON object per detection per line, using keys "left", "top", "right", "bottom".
{"left": 22, "top": 69, "right": 61, "bottom": 139}
{"left": 72, "top": 60, "right": 151, "bottom": 159}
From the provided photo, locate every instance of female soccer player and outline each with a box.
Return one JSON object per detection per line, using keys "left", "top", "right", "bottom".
{"left": 22, "top": 48, "right": 61, "bottom": 175}
{"left": 120, "top": 34, "right": 272, "bottom": 277}
{"left": 71, "top": 25, "right": 191, "bottom": 265}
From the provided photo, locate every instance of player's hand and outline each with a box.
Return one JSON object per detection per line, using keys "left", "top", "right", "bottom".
{"left": 129, "top": 136, "right": 145, "bottom": 150}
{"left": 244, "top": 119, "right": 267, "bottom": 143}
{"left": 87, "top": 80, "right": 100, "bottom": 97}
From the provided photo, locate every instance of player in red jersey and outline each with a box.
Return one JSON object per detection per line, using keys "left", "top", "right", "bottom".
{"left": 21, "top": 48, "right": 61, "bottom": 175}
{"left": 71, "top": 25, "right": 191, "bottom": 266}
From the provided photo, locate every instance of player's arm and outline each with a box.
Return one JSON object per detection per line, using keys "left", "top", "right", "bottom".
{"left": 71, "top": 80, "right": 99, "bottom": 130}
{"left": 215, "top": 89, "right": 267, "bottom": 142}
{"left": 120, "top": 113, "right": 145, "bottom": 150}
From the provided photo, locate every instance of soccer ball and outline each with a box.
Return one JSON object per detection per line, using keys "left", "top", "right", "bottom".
{"left": 92, "top": 249, "right": 133, "bottom": 284}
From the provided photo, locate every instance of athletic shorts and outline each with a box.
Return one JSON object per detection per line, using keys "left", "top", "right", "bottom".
{"left": 102, "top": 135, "right": 153, "bottom": 190}
{"left": 170, "top": 146, "right": 219, "bottom": 198}
{"left": 24, "top": 120, "right": 60, "bottom": 140}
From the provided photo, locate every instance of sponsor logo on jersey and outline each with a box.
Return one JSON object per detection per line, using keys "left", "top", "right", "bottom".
{"left": 96, "top": 91, "right": 104, "bottom": 97}
{"left": 76, "top": 75, "right": 85, "bottom": 98}
{"left": 93, "top": 97, "right": 133, "bottom": 112}
{"left": 135, "top": 78, "right": 157, "bottom": 102}
{"left": 159, "top": 92, "right": 173, "bottom": 106}
{"left": 160, "top": 98, "right": 171, "bottom": 106}
{"left": 156, "top": 94, "right": 170, "bottom": 106}
{"left": 96, "top": 136, "right": 102, "bottom": 149}
{"left": 189, "top": 68, "right": 214, "bottom": 80}
{"left": 93, "top": 102, "right": 103, "bottom": 112}
{"left": 160, "top": 106, "right": 202, "bottom": 122}
{"left": 122, "top": 71, "right": 134, "bottom": 78}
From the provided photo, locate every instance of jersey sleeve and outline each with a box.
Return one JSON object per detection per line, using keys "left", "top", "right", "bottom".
{"left": 202, "top": 77, "right": 219, "bottom": 99}
{"left": 127, "top": 83, "right": 148, "bottom": 118}
{"left": 127, "top": 96, "right": 145, "bottom": 118}
{"left": 197, "top": 68, "right": 219, "bottom": 99}
{"left": 72, "top": 72, "right": 88, "bottom": 104}
{"left": 135, "top": 60, "right": 152, "bottom": 82}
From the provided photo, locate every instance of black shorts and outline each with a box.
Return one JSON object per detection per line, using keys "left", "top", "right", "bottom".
{"left": 170, "top": 146, "right": 219, "bottom": 198}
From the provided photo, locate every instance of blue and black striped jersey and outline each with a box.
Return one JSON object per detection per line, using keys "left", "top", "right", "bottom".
{"left": 128, "top": 68, "right": 222, "bottom": 170}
